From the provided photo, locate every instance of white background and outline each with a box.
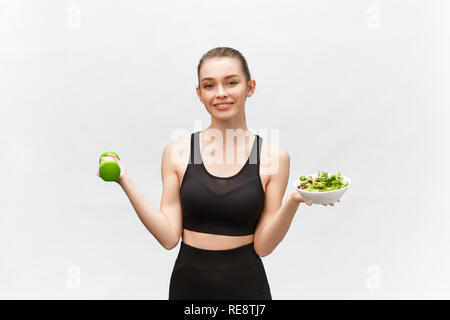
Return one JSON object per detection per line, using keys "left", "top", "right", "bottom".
{"left": 1, "top": 0, "right": 449, "bottom": 299}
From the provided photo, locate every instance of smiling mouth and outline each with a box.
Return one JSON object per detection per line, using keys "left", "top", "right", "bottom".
{"left": 214, "top": 103, "right": 233, "bottom": 110}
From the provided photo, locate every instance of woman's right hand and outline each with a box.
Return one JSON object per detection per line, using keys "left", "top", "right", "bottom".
{"left": 97, "top": 153, "right": 129, "bottom": 184}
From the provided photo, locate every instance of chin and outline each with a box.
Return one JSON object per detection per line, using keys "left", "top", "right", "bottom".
{"left": 214, "top": 110, "right": 239, "bottom": 119}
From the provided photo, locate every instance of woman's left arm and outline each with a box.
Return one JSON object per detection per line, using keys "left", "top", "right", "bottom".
{"left": 253, "top": 146, "right": 312, "bottom": 257}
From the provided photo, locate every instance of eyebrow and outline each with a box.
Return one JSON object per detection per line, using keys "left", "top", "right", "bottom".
{"left": 201, "top": 74, "right": 240, "bottom": 82}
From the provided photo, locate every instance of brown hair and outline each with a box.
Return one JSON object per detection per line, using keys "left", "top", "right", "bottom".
{"left": 197, "top": 47, "right": 252, "bottom": 92}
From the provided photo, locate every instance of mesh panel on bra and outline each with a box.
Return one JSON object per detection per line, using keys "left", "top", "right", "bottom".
{"left": 188, "top": 131, "right": 262, "bottom": 196}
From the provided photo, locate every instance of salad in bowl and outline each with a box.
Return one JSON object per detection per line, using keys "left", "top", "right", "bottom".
{"left": 293, "top": 171, "right": 351, "bottom": 204}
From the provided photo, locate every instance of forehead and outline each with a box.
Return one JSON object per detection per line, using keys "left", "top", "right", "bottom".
{"left": 200, "top": 57, "right": 243, "bottom": 81}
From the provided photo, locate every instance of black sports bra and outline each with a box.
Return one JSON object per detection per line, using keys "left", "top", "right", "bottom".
{"left": 179, "top": 131, "right": 265, "bottom": 236}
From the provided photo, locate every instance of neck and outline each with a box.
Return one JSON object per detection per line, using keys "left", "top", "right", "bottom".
{"left": 206, "top": 113, "right": 248, "bottom": 137}
{"left": 201, "top": 115, "right": 255, "bottom": 165}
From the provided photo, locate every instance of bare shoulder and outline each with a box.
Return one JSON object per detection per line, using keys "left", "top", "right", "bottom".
{"left": 260, "top": 140, "right": 290, "bottom": 178}
{"left": 162, "top": 134, "right": 190, "bottom": 174}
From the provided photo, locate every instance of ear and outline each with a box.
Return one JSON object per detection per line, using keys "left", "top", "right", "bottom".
{"left": 247, "top": 80, "right": 256, "bottom": 97}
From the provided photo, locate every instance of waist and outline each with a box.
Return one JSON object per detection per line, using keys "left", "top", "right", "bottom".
{"left": 182, "top": 228, "right": 254, "bottom": 250}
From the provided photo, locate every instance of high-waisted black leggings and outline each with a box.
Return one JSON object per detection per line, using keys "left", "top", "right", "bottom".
{"left": 169, "top": 241, "right": 272, "bottom": 300}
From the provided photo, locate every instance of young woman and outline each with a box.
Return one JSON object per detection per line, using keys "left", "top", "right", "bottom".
{"left": 98, "top": 47, "right": 337, "bottom": 300}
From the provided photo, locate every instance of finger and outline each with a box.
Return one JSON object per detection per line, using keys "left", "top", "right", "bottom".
{"left": 103, "top": 156, "right": 117, "bottom": 163}
{"left": 100, "top": 156, "right": 110, "bottom": 164}
{"left": 108, "top": 153, "right": 119, "bottom": 161}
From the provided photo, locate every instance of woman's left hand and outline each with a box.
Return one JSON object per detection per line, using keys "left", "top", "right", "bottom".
{"left": 290, "top": 191, "right": 340, "bottom": 206}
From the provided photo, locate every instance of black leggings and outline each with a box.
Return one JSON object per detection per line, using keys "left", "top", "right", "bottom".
{"left": 169, "top": 241, "right": 272, "bottom": 300}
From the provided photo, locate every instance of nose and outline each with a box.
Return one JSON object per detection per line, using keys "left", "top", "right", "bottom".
{"left": 216, "top": 84, "right": 228, "bottom": 97}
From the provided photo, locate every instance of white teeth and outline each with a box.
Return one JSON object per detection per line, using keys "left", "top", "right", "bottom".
{"left": 216, "top": 104, "right": 230, "bottom": 107}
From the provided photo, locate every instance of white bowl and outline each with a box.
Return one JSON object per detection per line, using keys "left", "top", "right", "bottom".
{"left": 292, "top": 174, "right": 351, "bottom": 205}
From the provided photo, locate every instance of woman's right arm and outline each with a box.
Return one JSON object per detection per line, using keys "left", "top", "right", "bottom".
{"left": 116, "top": 140, "right": 183, "bottom": 250}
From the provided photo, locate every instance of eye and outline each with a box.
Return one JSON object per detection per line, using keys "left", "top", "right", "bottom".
{"left": 204, "top": 81, "right": 238, "bottom": 89}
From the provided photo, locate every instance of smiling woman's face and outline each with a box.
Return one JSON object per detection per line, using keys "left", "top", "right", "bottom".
{"left": 196, "top": 57, "right": 255, "bottom": 119}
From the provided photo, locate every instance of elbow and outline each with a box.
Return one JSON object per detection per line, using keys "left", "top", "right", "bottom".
{"left": 162, "top": 226, "right": 182, "bottom": 250}
{"left": 256, "top": 250, "right": 271, "bottom": 258}
{"left": 163, "top": 242, "right": 175, "bottom": 251}
{"left": 163, "top": 237, "right": 180, "bottom": 251}
{"left": 163, "top": 243, "right": 173, "bottom": 250}
{"left": 254, "top": 243, "right": 272, "bottom": 258}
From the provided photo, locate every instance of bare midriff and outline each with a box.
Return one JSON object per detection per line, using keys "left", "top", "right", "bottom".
{"left": 182, "top": 229, "right": 254, "bottom": 250}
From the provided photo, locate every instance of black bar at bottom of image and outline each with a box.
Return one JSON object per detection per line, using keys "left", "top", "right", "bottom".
{"left": 0, "top": 299, "right": 448, "bottom": 318}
